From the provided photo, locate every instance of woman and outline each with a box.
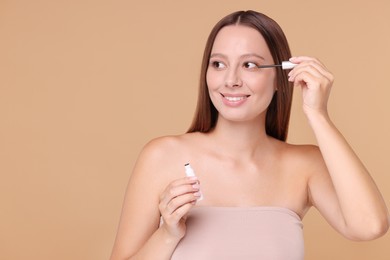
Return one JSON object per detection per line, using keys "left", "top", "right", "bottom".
{"left": 110, "top": 10, "right": 389, "bottom": 259}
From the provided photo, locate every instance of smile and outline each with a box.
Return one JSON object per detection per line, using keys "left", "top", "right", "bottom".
{"left": 221, "top": 94, "right": 250, "bottom": 102}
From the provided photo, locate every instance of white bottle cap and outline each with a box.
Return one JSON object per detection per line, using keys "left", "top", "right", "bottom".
{"left": 282, "top": 61, "right": 297, "bottom": 70}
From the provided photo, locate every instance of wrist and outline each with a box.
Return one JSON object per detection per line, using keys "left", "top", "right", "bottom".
{"left": 304, "top": 108, "right": 331, "bottom": 129}
{"left": 159, "top": 225, "right": 184, "bottom": 245}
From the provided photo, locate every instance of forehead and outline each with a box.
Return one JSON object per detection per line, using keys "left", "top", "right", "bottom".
{"left": 212, "top": 25, "right": 272, "bottom": 60}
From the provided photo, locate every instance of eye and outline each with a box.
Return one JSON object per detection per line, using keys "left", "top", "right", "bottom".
{"left": 243, "top": 62, "right": 259, "bottom": 69}
{"left": 210, "top": 61, "right": 226, "bottom": 69}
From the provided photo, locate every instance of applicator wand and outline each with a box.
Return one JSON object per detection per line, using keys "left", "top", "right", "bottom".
{"left": 258, "top": 61, "right": 297, "bottom": 70}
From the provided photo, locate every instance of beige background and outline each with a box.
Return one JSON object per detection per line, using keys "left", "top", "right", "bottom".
{"left": 1, "top": 0, "right": 389, "bottom": 259}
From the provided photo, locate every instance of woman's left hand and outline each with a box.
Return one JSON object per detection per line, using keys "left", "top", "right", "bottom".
{"left": 288, "top": 56, "right": 334, "bottom": 118}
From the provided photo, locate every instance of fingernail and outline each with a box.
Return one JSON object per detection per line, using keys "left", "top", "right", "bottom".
{"left": 194, "top": 192, "right": 201, "bottom": 197}
{"left": 192, "top": 183, "right": 200, "bottom": 189}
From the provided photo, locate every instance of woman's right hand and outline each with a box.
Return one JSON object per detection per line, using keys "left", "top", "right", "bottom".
{"left": 158, "top": 176, "right": 201, "bottom": 240}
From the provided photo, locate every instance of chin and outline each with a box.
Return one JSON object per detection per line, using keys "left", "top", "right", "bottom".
{"left": 217, "top": 111, "right": 265, "bottom": 124}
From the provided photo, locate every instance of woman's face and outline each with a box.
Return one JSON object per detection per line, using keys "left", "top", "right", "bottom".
{"left": 206, "top": 25, "right": 277, "bottom": 123}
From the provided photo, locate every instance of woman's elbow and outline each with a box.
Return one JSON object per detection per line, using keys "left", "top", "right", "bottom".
{"left": 369, "top": 215, "right": 390, "bottom": 239}
{"left": 345, "top": 215, "right": 390, "bottom": 241}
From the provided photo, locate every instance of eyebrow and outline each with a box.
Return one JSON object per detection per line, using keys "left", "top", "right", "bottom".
{"left": 210, "top": 53, "right": 266, "bottom": 61}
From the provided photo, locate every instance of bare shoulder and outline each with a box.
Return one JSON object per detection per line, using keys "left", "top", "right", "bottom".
{"left": 139, "top": 133, "right": 200, "bottom": 162}
{"left": 275, "top": 140, "right": 327, "bottom": 175}
{"left": 132, "top": 132, "right": 202, "bottom": 185}
{"left": 284, "top": 142, "right": 322, "bottom": 161}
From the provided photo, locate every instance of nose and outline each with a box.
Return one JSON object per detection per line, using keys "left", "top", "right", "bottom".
{"left": 224, "top": 66, "right": 242, "bottom": 88}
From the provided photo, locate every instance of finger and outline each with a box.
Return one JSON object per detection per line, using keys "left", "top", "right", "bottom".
{"left": 161, "top": 194, "right": 200, "bottom": 226}
{"left": 159, "top": 178, "right": 200, "bottom": 212}
{"left": 168, "top": 176, "right": 199, "bottom": 187}
{"left": 291, "top": 71, "right": 323, "bottom": 89}
{"left": 289, "top": 59, "right": 332, "bottom": 82}
{"left": 290, "top": 56, "right": 326, "bottom": 68}
{"left": 288, "top": 64, "right": 323, "bottom": 83}
{"left": 166, "top": 192, "right": 201, "bottom": 216}
{"left": 160, "top": 176, "right": 199, "bottom": 198}
{"left": 289, "top": 56, "right": 334, "bottom": 82}
{"left": 172, "top": 201, "right": 196, "bottom": 221}
{"left": 164, "top": 201, "right": 195, "bottom": 225}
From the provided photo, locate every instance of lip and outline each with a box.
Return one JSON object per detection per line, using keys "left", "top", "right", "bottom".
{"left": 220, "top": 93, "right": 250, "bottom": 107}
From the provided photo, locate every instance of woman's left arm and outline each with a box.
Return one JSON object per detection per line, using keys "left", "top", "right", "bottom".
{"left": 289, "top": 56, "right": 389, "bottom": 240}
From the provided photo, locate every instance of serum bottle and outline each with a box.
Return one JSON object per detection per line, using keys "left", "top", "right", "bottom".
{"left": 184, "top": 163, "right": 203, "bottom": 201}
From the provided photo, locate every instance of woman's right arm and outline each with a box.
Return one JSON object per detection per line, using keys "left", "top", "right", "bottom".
{"left": 110, "top": 138, "right": 200, "bottom": 260}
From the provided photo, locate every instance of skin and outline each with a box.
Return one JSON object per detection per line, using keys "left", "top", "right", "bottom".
{"left": 110, "top": 25, "right": 389, "bottom": 260}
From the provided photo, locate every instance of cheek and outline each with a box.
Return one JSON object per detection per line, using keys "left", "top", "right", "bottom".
{"left": 206, "top": 71, "right": 222, "bottom": 107}
{"left": 206, "top": 70, "right": 221, "bottom": 90}
{"left": 247, "top": 72, "right": 276, "bottom": 94}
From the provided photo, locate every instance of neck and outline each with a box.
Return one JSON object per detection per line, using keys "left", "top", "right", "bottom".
{"left": 208, "top": 116, "right": 272, "bottom": 160}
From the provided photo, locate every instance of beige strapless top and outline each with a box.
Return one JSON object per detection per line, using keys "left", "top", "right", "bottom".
{"left": 171, "top": 206, "right": 304, "bottom": 260}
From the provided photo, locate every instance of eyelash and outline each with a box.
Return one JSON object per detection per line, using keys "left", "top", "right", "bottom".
{"left": 243, "top": 62, "right": 259, "bottom": 69}
{"left": 210, "top": 61, "right": 260, "bottom": 70}
{"left": 211, "top": 61, "right": 224, "bottom": 69}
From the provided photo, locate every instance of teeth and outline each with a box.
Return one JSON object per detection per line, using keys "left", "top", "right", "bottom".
{"left": 224, "top": 96, "right": 245, "bottom": 102}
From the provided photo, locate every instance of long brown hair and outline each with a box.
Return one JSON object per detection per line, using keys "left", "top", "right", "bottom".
{"left": 187, "top": 10, "right": 293, "bottom": 141}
